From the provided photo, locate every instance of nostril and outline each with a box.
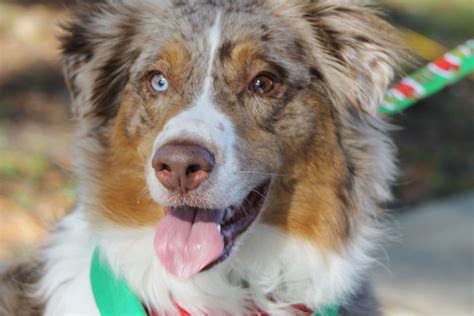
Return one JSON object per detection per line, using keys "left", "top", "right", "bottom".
{"left": 186, "top": 164, "right": 202, "bottom": 175}
{"left": 160, "top": 163, "right": 172, "bottom": 172}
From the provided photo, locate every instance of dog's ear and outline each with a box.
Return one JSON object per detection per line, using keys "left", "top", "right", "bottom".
{"left": 60, "top": 4, "right": 141, "bottom": 120}
{"left": 304, "top": 1, "right": 405, "bottom": 115}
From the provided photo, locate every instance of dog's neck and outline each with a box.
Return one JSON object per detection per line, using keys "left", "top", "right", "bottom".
{"left": 90, "top": 248, "right": 339, "bottom": 315}
{"left": 38, "top": 207, "right": 375, "bottom": 315}
{"left": 97, "top": 216, "right": 374, "bottom": 314}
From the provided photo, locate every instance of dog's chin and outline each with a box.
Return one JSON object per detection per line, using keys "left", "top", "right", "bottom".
{"left": 153, "top": 180, "right": 270, "bottom": 279}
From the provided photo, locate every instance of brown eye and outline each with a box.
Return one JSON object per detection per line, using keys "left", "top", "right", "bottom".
{"left": 249, "top": 73, "right": 275, "bottom": 95}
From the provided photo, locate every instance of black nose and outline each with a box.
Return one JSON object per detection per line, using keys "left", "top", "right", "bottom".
{"left": 152, "top": 144, "right": 214, "bottom": 193}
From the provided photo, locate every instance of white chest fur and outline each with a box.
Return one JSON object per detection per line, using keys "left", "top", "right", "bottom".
{"left": 39, "top": 208, "right": 375, "bottom": 315}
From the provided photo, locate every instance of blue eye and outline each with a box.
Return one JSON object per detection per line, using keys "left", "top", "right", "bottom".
{"left": 149, "top": 72, "right": 169, "bottom": 92}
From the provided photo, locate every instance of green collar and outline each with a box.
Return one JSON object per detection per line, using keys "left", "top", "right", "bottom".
{"left": 90, "top": 248, "right": 339, "bottom": 316}
{"left": 90, "top": 248, "right": 145, "bottom": 315}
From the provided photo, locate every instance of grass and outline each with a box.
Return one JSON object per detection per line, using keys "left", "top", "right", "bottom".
{"left": 0, "top": 152, "right": 50, "bottom": 179}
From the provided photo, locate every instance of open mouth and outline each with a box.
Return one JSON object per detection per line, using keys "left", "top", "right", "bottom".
{"left": 153, "top": 181, "right": 270, "bottom": 279}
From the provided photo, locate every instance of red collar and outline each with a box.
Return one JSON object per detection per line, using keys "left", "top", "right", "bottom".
{"left": 149, "top": 303, "right": 190, "bottom": 316}
{"left": 148, "top": 303, "right": 313, "bottom": 316}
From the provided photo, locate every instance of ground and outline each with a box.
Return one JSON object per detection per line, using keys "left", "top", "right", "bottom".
{"left": 375, "top": 192, "right": 474, "bottom": 316}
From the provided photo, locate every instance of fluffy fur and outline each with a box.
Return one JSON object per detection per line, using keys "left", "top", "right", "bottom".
{"left": 0, "top": 0, "right": 404, "bottom": 315}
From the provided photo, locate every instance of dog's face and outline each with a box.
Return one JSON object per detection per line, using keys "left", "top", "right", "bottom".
{"left": 62, "top": 0, "right": 402, "bottom": 280}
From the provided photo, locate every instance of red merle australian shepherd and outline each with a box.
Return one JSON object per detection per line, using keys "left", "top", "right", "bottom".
{"left": 0, "top": 1, "right": 404, "bottom": 315}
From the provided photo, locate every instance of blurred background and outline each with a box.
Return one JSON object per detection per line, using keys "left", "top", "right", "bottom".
{"left": 0, "top": 0, "right": 472, "bottom": 315}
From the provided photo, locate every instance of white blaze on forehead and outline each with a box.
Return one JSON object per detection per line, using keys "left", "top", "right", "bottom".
{"left": 155, "top": 11, "right": 224, "bottom": 147}
{"left": 201, "top": 12, "right": 222, "bottom": 98}
{"left": 146, "top": 12, "right": 250, "bottom": 209}
{"left": 153, "top": 11, "right": 224, "bottom": 150}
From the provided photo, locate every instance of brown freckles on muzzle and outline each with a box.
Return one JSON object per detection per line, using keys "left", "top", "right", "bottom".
{"left": 152, "top": 144, "right": 215, "bottom": 194}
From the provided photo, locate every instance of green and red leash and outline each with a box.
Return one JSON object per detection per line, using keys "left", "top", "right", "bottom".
{"left": 380, "top": 39, "right": 474, "bottom": 115}
{"left": 90, "top": 40, "right": 474, "bottom": 316}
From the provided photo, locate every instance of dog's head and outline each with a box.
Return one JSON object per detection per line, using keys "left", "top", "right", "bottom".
{"left": 62, "top": 0, "right": 403, "bottom": 280}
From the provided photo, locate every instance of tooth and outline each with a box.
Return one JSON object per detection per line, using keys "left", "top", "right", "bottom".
{"left": 217, "top": 224, "right": 221, "bottom": 232}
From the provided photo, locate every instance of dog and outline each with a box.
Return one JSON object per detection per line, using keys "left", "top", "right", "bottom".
{"left": 0, "top": 0, "right": 404, "bottom": 315}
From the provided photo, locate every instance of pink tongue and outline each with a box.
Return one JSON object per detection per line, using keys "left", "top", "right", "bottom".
{"left": 154, "top": 206, "right": 224, "bottom": 279}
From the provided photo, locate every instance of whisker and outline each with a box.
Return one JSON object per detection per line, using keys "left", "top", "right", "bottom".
{"left": 136, "top": 186, "right": 149, "bottom": 203}
{"left": 250, "top": 189, "right": 267, "bottom": 200}
{"left": 239, "top": 199, "right": 250, "bottom": 216}
{"left": 235, "top": 170, "right": 289, "bottom": 177}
